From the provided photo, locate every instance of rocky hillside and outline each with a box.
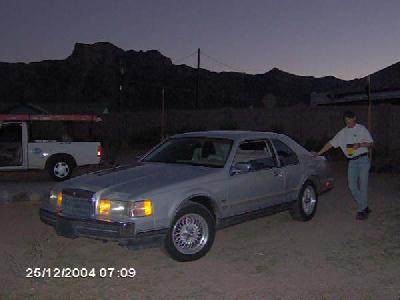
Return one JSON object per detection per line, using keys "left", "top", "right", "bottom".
{"left": 0, "top": 42, "right": 348, "bottom": 111}
{"left": 328, "top": 61, "right": 400, "bottom": 96}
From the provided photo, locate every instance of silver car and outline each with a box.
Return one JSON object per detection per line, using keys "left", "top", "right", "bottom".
{"left": 40, "top": 131, "right": 334, "bottom": 261}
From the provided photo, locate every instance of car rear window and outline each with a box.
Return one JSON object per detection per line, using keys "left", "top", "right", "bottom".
{"left": 271, "top": 139, "right": 299, "bottom": 166}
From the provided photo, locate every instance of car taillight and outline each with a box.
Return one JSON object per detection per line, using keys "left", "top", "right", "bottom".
{"left": 325, "top": 180, "right": 333, "bottom": 188}
{"left": 97, "top": 145, "right": 103, "bottom": 157}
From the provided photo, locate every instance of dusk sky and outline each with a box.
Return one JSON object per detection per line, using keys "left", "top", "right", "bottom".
{"left": 1, "top": 0, "right": 400, "bottom": 80}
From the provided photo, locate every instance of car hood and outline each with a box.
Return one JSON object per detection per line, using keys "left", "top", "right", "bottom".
{"left": 62, "top": 162, "right": 222, "bottom": 200}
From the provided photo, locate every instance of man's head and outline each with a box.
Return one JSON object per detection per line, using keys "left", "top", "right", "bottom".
{"left": 343, "top": 110, "right": 356, "bottom": 128}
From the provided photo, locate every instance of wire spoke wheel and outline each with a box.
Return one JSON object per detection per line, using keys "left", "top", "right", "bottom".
{"left": 290, "top": 182, "right": 318, "bottom": 222}
{"left": 172, "top": 213, "right": 209, "bottom": 255}
{"left": 302, "top": 186, "right": 317, "bottom": 215}
{"left": 165, "top": 203, "right": 215, "bottom": 261}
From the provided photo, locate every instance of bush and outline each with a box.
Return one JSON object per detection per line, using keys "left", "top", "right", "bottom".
{"left": 170, "top": 126, "right": 207, "bottom": 134}
{"left": 304, "top": 138, "right": 325, "bottom": 152}
{"left": 129, "top": 127, "right": 162, "bottom": 148}
{"left": 219, "top": 119, "right": 238, "bottom": 130}
{"left": 270, "top": 123, "right": 285, "bottom": 134}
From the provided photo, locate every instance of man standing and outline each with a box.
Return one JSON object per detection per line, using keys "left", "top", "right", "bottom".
{"left": 316, "top": 110, "right": 373, "bottom": 220}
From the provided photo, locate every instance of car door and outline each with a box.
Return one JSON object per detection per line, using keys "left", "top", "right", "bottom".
{"left": 226, "top": 139, "right": 285, "bottom": 216}
{"left": 270, "top": 138, "right": 301, "bottom": 202}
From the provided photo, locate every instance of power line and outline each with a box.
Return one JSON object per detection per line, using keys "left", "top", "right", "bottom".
{"left": 124, "top": 48, "right": 269, "bottom": 91}
{"left": 201, "top": 51, "right": 246, "bottom": 73}
{"left": 173, "top": 50, "right": 198, "bottom": 65}
{"left": 201, "top": 50, "right": 267, "bottom": 74}
{"left": 172, "top": 49, "right": 266, "bottom": 74}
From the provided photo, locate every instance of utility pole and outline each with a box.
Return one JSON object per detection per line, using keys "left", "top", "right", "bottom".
{"left": 367, "top": 75, "right": 372, "bottom": 161}
{"left": 161, "top": 87, "right": 165, "bottom": 141}
{"left": 111, "top": 57, "right": 125, "bottom": 164}
{"left": 119, "top": 58, "right": 124, "bottom": 111}
{"left": 367, "top": 75, "right": 371, "bottom": 132}
{"left": 195, "top": 48, "right": 200, "bottom": 109}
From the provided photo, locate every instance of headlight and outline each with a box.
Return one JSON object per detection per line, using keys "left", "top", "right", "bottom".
{"left": 49, "top": 190, "right": 57, "bottom": 201}
{"left": 97, "top": 199, "right": 153, "bottom": 218}
{"left": 57, "top": 192, "right": 63, "bottom": 210}
{"left": 49, "top": 190, "right": 62, "bottom": 210}
{"left": 97, "top": 199, "right": 129, "bottom": 217}
{"left": 129, "top": 199, "right": 153, "bottom": 217}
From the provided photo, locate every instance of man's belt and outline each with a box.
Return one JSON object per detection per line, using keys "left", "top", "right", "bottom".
{"left": 347, "top": 153, "right": 368, "bottom": 161}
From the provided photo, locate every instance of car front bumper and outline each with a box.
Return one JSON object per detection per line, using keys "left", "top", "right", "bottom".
{"left": 39, "top": 208, "right": 168, "bottom": 249}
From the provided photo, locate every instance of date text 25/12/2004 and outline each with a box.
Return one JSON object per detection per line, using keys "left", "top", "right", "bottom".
{"left": 26, "top": 267, "right": 136, "bottom": 278}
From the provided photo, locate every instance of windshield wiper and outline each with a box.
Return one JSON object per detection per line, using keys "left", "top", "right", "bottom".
{"left": 180, "top": 162, "right": 222, "bottom": 168}
{"left": 145, "top": 160, "right": 223, "bottom": 168}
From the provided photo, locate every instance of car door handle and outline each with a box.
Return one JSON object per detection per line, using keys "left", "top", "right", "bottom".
{"left": 273, "top": 170, "right": 283, "bottom": 177}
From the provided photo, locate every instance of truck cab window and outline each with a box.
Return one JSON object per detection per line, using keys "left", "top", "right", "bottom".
{"left": 0, "top": 123, "right": 22, "bottom": 142}
{"left": 0, "top": 123, "right": 23, "bottom": 166}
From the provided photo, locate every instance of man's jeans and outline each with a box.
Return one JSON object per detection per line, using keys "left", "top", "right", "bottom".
{"left": 348, "top": 155, "right": 371, "bottom": 212}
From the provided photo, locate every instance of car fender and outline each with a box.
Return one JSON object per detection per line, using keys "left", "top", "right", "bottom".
{"left": 297, "top": 171, "right": 320, "bottom": 196}
{"left": 168, "top": 190, "right": 221, "bottom": 225}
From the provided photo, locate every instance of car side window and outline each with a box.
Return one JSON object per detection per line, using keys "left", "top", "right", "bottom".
{"left": 234, "top": 140, "right": 276, "bottom": 171}
{"left": 271, "top": 139, "right": 299, "bottom": 167}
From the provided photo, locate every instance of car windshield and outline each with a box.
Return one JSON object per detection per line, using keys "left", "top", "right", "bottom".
{"left": 143, "top": 137, "right": 233, "bottom": 168}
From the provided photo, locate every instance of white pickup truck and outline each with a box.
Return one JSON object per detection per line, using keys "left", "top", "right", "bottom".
{"left": 0, "top": 115, "right": 103, "bottom": 181}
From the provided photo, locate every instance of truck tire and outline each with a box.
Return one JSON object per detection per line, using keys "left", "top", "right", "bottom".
{"left": 47, "top": 155, "right": 75, "bottom": 181}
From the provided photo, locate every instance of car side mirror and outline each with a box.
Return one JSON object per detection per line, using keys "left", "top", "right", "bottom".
{"left": 230, "top": 162, "right": 252, "bottom": 176}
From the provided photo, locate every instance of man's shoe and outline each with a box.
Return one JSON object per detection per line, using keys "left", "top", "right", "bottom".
{"left": 363, "top": 207, "right": 371, "bottom": 214}
{"left": 356, "top": 211, "right": 368, "bottom": 220}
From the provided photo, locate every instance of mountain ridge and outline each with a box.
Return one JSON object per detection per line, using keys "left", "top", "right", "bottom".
{"left": 0, "top": 42, "right": 397, "bottom": 111}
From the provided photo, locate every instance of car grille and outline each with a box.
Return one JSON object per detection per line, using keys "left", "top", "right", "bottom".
{"left": 61, "top": 189, "right": 95, "bottom": 218}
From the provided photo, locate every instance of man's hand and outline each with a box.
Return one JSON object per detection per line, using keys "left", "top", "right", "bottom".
{"left": 315, "top": 142, "right": 333, "bottom": 157}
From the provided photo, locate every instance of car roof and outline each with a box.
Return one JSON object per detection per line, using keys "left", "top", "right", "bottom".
{"left": 172, "top": 130, "right": 280, "bottom": 141}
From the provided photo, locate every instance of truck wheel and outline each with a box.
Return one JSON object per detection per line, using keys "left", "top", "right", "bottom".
{"left": 289, "top": 181, "right": 318, "bottom": 221}
{"left": 164, "top": 203, "right": 215, "bottom": 262}
{"left": 47, "top": 155, "right": 75, "bottom": 181}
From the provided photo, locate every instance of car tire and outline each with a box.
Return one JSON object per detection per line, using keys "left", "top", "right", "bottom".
{"left": 164, "top": 202, "right": 216, "bottom": 262}
{"left": 47, "top": 155, "right": 75, "bottom": 181}
{"left": 289, "top": 181, "right": 318, "bottom": 221}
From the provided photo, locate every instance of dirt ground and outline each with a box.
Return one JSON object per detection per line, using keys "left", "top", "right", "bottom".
{"left": 0, "top": 161, "right": 399, "bottom": 299}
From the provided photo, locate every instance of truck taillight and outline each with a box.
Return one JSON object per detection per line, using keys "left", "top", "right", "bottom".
{"left": 97, "top": 145, "right": 103, "bottom": 157}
